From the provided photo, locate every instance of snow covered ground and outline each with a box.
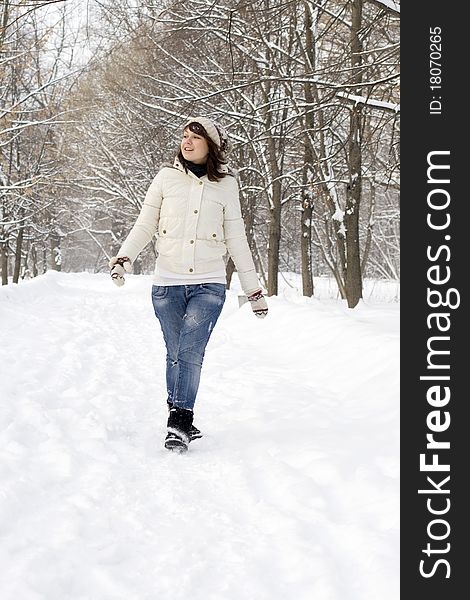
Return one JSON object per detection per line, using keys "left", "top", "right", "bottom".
{"left": 0, "top": 272, "right": 399, "bottom": 600}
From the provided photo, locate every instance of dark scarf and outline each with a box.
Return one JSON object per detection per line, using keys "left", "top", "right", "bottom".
{"left": 186, "top": 161, "right": 207, "bottom": 178}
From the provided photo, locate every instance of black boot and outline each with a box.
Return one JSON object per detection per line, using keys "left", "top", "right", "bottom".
{"left": 167, "top": 400, "right": 203, "bottom": 441}
{"left": 165, "top": 407, "right": 194, "bottom": 453}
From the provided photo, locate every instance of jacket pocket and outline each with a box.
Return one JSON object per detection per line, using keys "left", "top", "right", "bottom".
{"left": 159, "top": 216, "right": 184, "bottom": 239}
{"left": 196, "top": 217, "right": 224, "bottom": 243}
{"left": 195, "top": 239, "right": 227, "bottom": 262}
{"left": 157, "top": 237, "right": 179, "bottom": 259}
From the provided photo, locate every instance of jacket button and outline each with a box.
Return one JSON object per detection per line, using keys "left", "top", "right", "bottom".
{"left": 199, "top": 181, "right": 203, "bottom": 185}
{"left": 212, "top": 233, "right": 217, "bottom": 238}
{"left": 190, "top": 240, "right": 194, "bottom": 244}
{"left": 189, "top": 268, "right": 193, "bottom": 272}
{"left": 162, "top": 230, "right": 166, "bottom": 234}
{"left": 194, "top": 209, "right": 198, "bottom": 214}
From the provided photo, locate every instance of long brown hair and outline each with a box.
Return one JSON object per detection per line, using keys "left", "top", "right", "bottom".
{"left": 177, "top": 121, "right": 229, "bottom": 182}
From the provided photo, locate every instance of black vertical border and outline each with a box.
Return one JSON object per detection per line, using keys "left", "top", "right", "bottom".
{"left": 401, "top": 3, "right": 467, "bottom": 597}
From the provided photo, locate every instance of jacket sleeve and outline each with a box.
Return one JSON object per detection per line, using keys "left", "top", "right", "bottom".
{"left": 223, "top": 177, "right": 261, "bottom": 295}
{"left": 116, "top": 170, "right": 165, "bottom": 263}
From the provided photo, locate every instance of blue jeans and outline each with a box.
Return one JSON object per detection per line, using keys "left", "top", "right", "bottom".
{"left": 151, "top": 283, "right": 226, "bottom": 411}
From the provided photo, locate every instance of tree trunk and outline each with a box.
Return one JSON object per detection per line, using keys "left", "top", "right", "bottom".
{"left": 266, "top": 119, "right": 282, "bottom": 296}
{"left": 267, "top": 178, "right": 281, "bottom": 296}
{"left": 301, "top": 191, "right": 314, "bottom": 296}
{"left": 31, "top": 244, "right": 38, "bottom": 277}
{"left": 300, "top": 1, "right": 315, "bottom": 297}
{"left": 361, "top": 181, "right": 376, "bottom": 276}
{"left": 0, "top": 241, "right": 8, "bottom": 285}
{"left": 344, "top": 0, "right": 364, "bottom": 308}
{"left": 258, "top": 6, "right": 282, "bottom": 298}
{"left": 13, "top": 223, "right": 24, "bottom": 283}
{"left": 42, "top": 245, "right": 47, "bottom": 274}
{"left": 225, "top": 257, "right": 236, "bottom": 289}
{"left": 0, "top": 1, "right": 10, "bottom": 50}
{"left": 253, "top": 237, "right": 268, "bottom": 290}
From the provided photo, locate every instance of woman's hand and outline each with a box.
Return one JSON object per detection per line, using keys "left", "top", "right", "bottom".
{"left": 247, "top": 289, "right": 268, "bottom": 318}
{"left": 109, "top": 256, "right": 132, "bottom": 286}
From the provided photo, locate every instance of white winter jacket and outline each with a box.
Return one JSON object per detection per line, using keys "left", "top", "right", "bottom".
{"left": 117, "top": 157, "right": 260, "bottom": 294}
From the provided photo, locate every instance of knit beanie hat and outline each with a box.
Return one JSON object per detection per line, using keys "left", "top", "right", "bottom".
{"left": 183, "top": 116, "right": 230, "bottom": 153}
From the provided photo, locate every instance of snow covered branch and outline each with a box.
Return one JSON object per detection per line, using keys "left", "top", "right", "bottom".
{"left": 336, "top": 91, "right": 400, "bottom": 113}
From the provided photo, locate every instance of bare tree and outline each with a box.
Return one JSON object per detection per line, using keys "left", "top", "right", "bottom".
{"left": 7, "top": 0, "right": 399, "bottom": 305}
{"left": 0, "top": 0, "right": 85, "bottom": 283}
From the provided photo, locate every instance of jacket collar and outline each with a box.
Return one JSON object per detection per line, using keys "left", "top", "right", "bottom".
{"left": 173, "top": 156, "right": 229, "bottom": 178}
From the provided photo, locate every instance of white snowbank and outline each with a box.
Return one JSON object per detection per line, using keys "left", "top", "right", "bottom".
{"left": 0, "top": 272, "right": 399, "bottom": 600}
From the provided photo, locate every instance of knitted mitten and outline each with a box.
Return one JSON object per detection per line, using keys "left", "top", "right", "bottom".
{"left": 247, "top": 289, "right": 268, "bottom": 318}
{"left": 109, "top": 256, "right": 132, "bottom": 286}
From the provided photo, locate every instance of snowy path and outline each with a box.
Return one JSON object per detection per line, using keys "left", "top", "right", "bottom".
{"left": 0, "top": 272, "right": 399, "bottom": 600}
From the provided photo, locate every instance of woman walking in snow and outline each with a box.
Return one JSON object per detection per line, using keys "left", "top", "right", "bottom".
{"left": 109, "top": 116, "right": 268, "bottom": 453}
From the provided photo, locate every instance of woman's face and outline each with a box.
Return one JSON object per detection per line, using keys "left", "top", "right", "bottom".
{"left": 180, "top": 128, "right": 209, "bottom": 164}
